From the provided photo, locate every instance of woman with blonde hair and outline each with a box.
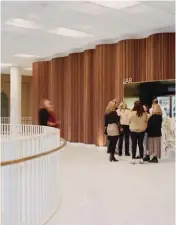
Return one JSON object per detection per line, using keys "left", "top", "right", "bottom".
{"left": 105, "top": 98, "right": 119, "bottom": 153}
{"left": 144, "top": 104, "right": 163, "bottom": 163}
{"left": 117, "top": 102, "right": 131, "bottom": 156}
{"left": 104, "top": 101, "right": 120, "bottom": 162}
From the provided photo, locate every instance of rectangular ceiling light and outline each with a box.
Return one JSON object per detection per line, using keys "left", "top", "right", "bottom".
{"left": 14, "top": 54, "right": 40, "bottom": 58}
{"left": 50, "top": 27, "right": 93, "bottom": 38}
{"left": 59, "top": 2, "right": 109, "bottom": 15}
{"left": 24, "top": 68, "right": 32, "bottom": 71}
{"left": 0, "top": 63, "right": 12, "bottom": 67}
{"left": 89, "top": 1, "right": 139, "bottom": 10}
{"left": 5, "top": 18, "right": 40, "bottom": 29}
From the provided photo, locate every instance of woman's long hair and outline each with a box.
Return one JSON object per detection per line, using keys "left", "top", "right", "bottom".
{"left": 143, "top": 104, "right": 149, "bottom": 113}
{"left": 132, "top": 100, "right": 144, "bottom": 117}
{"left": 105, "top": 101, "right": 116, "bottom": 114}
{"left": 152, "top": 98, "right": 158, "bottom": 105}
{"left": 152, "top": 104, "right": 162, "bottom": 115}
{"left": 118, "top": 102, "right": 127, "bottom": 111}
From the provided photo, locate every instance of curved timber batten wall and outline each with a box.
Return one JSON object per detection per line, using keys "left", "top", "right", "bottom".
{"left": 32, "top": 33, "right": 175, "bottom": 146}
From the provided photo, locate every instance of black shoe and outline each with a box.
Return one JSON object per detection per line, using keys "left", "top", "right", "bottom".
{"left": 143, "top": 155, "right": 150, "bottom": 162}
{"left": 110, "top": 154, "right": 118, "bottom": 162}
{"left": 112, "top": 157, "right": 119, "bottom": 162}
{"left": 125, "top": 152, "right": 130, "bottom": 156}
{"left": 149, "top": 156, "right": 158, "bottom": 163}
{"left": 110, "top": 154, "right": 113, "bottom": 162}
{"left": 118, "top": 152, "right": 122, "bottom": 156}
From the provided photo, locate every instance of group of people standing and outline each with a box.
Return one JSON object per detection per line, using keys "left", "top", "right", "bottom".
{"left": 104, "top": 98, "right": 163, "bottom": 164}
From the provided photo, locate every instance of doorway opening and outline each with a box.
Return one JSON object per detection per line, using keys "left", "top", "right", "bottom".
{"left": 123, "top": 79, "right": 175, "bottom": 118}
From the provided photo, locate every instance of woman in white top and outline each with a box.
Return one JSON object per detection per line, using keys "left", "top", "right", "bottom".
{"left": 117, "top": 102, "right": 131, "bottom": 156}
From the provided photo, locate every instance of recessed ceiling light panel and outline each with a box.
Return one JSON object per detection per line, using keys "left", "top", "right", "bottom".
{"left": 59, "top": 2, "right": 109, "bottom": 15}
{"left": 5, "top": 18, "right": 40, "bottom": 29}
{"left": 24, "top": 68, "right": 32, "bottom": 71}
{"left": 89, "top": 1, "right": 139, "bottom": 10}
{"left": 49, "top": 27, "right": 93, "bottom": 38}
{"left": 14, "top": 54, "right": 40, "bottom": 58}
{"left": 0, "top": 63, "right": 12, "bottom": 67}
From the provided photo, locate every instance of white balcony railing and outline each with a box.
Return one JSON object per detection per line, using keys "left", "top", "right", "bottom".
{"left": 1, "top": 124, "right": 66, "bottom": 225}
{"left": 1, "top": 117, "right": 32, "bottom": 125}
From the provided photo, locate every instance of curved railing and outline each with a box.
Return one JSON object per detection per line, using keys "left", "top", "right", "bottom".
{"left": 1, "top": 117, "right": 32, "bottom": 125}
{"left": 1, "top": 124, "right": 66, "bottom": 225}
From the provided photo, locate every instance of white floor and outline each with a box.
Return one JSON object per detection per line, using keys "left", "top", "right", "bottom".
{"left": 47, "top": 143, "right": 175, "bottom": 225}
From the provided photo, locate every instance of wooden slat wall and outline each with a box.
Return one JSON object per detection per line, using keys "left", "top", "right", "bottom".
{"left": 93, "top": 44, "right": 116, "bottom": 145}
{"left": 77, "top": 53, "right": 84, "bottom": 143}
{"left": 48, "top": 58, "right": 64, "bottom": 129}
{"left": 32, "top": 61, "right": 49, "bottom": 124}
{"left": 32, "top": 33, "right": 175, "bottom": 145}
{"left": 83, "top": 50, "right": 94, "bottom": 144}
{"left": 70, "top": 54, "right": 79, "bottom": 142}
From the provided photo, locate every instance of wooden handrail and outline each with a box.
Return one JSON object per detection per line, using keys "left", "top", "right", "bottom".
{"left": 1, "top": 138, "right": 67, "bottom": 167}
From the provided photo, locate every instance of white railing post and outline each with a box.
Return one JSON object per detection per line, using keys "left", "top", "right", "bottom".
{"left": 1, "top": 117, "right": 32, "bottom": 125}
{"left": 1, "top": 124, "right": 62, "bottom": 225}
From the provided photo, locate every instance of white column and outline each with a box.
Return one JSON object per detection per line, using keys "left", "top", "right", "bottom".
{"left": 10, "top": 66, "right": 22, "bottom": 125}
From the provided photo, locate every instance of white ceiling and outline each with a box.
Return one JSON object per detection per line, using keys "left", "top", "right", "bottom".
{"left": 1, "top": 1, "right": 175, "bottom": 75}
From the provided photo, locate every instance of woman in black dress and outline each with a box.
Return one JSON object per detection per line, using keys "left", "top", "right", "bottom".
{"left": 146, "top": 104, "right": 163, "bottom": 163}
{"left": 104, "top": 101, "right": 120, "bottom": 162}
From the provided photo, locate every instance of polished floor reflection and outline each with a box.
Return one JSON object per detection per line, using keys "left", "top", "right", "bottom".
{"left": 47, "top": 143, "right": 175, "bottom": 225}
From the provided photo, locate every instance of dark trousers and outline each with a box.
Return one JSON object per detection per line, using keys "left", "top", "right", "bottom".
{"left": 108, "top": 136, "right": 119, "bottom": 157}
{"left": 107, "top": 139, "right": 110, "bottom": 153}
{"left": 131, "top": 132, "right": 145, "bottom": 159}
{"left": 118, "top": 125, "right": 130, "bottom": 154}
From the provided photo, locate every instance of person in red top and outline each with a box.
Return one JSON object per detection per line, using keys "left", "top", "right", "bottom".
{"left": 48, "top": 104, "right": 62, "bottom": 137}
{"left": 48, "top": 104, "right": 58, "bottom": 128}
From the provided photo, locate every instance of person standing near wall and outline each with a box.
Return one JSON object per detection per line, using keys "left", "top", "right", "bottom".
{"left": 141, "top": 105, "right": 150, "bottom": 160}
{"left": 117, "top": 102, "right": 131, "bottom": 156}
{"left": 145, "top": 104, "right": 163, "bottom": 163}
{"left": 48, "top": 104, "right": 58, "bottom": 128}
{"left": 129, "top": 101, "right": 148, "bottom": 164}
{"left": 104, "top": 101, "right": 120, "bottom": 162}
{"left": 38, "top": 98, "right": 55, "bottom": 127}
{"left": 38, "top": 98, "right": 50, "bottom": 126}
{"left": 149, "top": 98, "right": 166, "bottom": 116}
{"left": 134, "top": 105, "right": 150, "bottom": 159}
{"left": 105, "top": 98, "right": 119, "bottom": 154}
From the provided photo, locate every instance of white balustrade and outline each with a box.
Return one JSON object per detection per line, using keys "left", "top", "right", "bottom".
{"left": 1, "top": 117, "right": 32, "bottom": 125}
{"left": 1, "top": 124, "right": 65, "bottom": 225}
